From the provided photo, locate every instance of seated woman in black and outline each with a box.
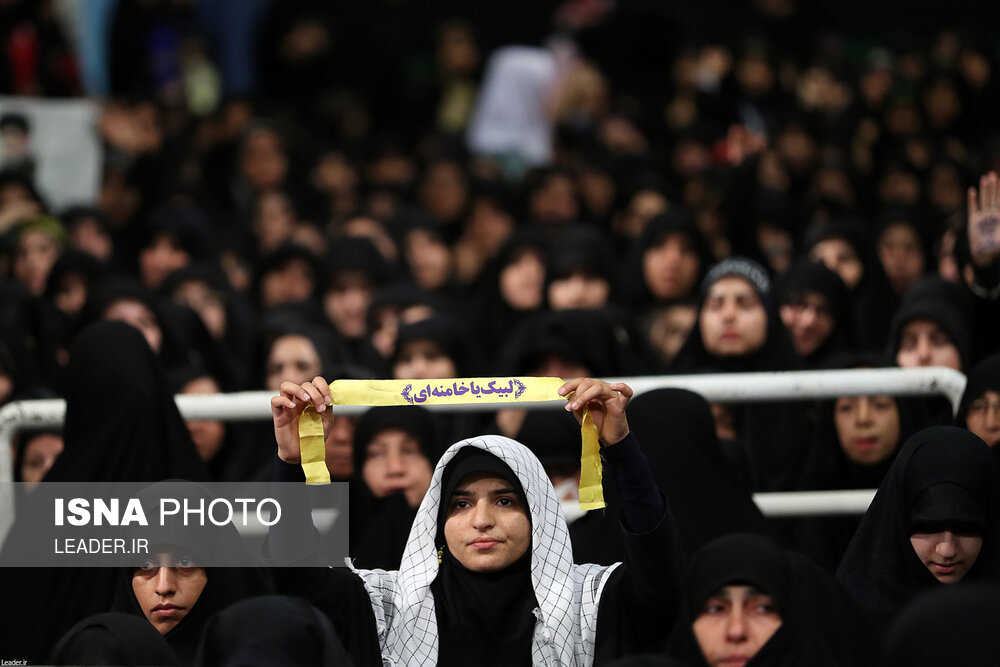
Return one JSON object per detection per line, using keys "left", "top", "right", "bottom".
{"left": 268, "top": 377, "right": 681, "bottom": 666}
{"left": 836, "top": 426, "right": 1000, "bottom": 632}
{"left": 666, "top": 533, "right": 874, "bottom": 667}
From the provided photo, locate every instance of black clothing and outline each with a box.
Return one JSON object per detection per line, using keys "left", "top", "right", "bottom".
{"left": 667, "top": 533, "right": 876, "bottom": 667}
{"left": 112, "top": 481, "right": 271, "bottom": 664}
{"left": 350, "top": 406, "right": 441, "bottom": 570}
{"left": 469, "top": 229, "right": 549, "bottom": 364}
{"left": 267, "top": 432, "right": 681, "bottom": 666}
{"left": 497, "top": 307, "right": 652, "bottom": 377}
{"left": 836, "top": 426, "right": 1000, "bottom": 632}
{"left": 793, "top": 353, "right": 926, "bottom": 570}
{"left": 195, "top": 595, "right": 352, "bottom": 666}
{"left": 775, "top": 257, "right": 852, "bottom": 366}
{"left": 881, "top": 584, "right": 1000, "bottom": 666}
{"left": 956, "top": 352, "right": 1000, "bottom": 429}
{"left": 0, "top": 322, "right": 209, "bottom": 662}
{"left": 620, "top": 209, "right": 712, "bottom": 313}
{"left": 515, "top": 408, "right": 626, "bottom": 564}
{"left": 672, "top": 266, "right": 809, "bottom": 492}
{"left": 628, "top": 388, "right": 772, "bottom": 555}
{"left": 49, "top": 612, "right": 179, "bottom": 666}
{"left": 803, "top": 218, "right": 898, "bottom": 353}
{"left": 50, "top": 321, "right": 209, "bottom": 483}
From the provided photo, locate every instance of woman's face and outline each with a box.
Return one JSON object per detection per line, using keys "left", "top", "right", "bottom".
{"left": 103, "top": 298, "right": 163, "bottom": 353}
{"left": 172, "top": 280, "right": 227, "bottom": 340}
{"left": 139, "top": 234, "right": 189, "bottom": 291}
{"left": 878, "top": 222, "right": 925, "bottom": 295}
{"left": 547, "top": 270, "right": 610, "bottom": 310}
{"left": 14, "top": 228, "right": 61, "bottom": 296}
{"left": 265, "top": 334, "right": 322, "bottom": 391}
{"left": 965, "top": 390, "right": 1000, "bottom": 447}
{"left": 700, "top": 277, "right": 768, "bottom": 357}
{"left": 810, "top": 238, "right": 863, "bottom": 290}
{"left": 393, "top": 339, "right": 456, "bottom": 380}
{"left": 131, "top": 558, "right": 208, "bottom": 635}
{"left": 692, "top": 584, "right": 782, "bottom": 667}
{"left": 444, "top": 472, "right": 531, "bottom": 572}
{"left": 779, "top": 291, "right": 835, "bottom": 358}
{"left": 648, "top": 304, "right": 698, "bottom": 364}
{"left": 241, "top": 128, "right": 287, "bottom": 191}
{"left": 895, "top": 320, "right": 962, "bottom": 371}
{"left": 322, "top": 271, "right": 373, "bottom": 340}
{"left": 53, "top": 272, "right": 89, "bottom": 319}
{"left": 499, "top": 248, "right": 545, "bottom": 310}
{"left": 406, "top": 228, "right": 452, "bottom": 291}
{"left": 259, "top": 258, "right": 314, "bottom": 309}
{"left": 362, "top": 427, "right": 433, "bottom": 508}
{"left": 909, "top": 529, "right": 983, "bottom": 584}
{"left": 834, "top": 395, "right": 901, "bottom": 465}
{"left": 19, "top": 433, "right": 64, "bottom": 491}
{"left": 642, "top": 233, "right": 700, "bottom": 300}
{"left": 179, "top": 377, "right": 225, "bottom": 463}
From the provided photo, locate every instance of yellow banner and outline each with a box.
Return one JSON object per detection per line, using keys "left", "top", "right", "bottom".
{"left": 297, "top": 377, "right": 605, "bottom": 510}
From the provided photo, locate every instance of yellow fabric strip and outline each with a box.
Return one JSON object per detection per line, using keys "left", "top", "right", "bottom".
{"left": 295, "top": 377, "right": 605, "bottom": 509}
{"left": 298, "top": 408, "right": 330, "bottom": 485}
{"left": 577, "top": 409, "right": 604, "bottom": 511}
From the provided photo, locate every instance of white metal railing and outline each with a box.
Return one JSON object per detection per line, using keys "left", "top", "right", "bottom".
{"left": 0, "top": 367, "right": 966, "bottom": 543}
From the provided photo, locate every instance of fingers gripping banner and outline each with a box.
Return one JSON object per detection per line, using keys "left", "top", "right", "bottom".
{"left": 297, "top": 377, "right": 605, "bottom": 510}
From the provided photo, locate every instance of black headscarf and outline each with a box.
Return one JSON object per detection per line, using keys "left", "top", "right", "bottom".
{"left": 0, "top": 322, "right": 208, "bottom": 662}
{"left": 195, "top": 596, "right": 352, "bottom": 666}
{"left": 496, "top": 307, "right": 651, "bottom": 377}
{"left": 667, "top": 533, "right": 876, "bottom": 667}
{"left": 794, "top": 353, "right": 927, "bottom": 570}
{"left": 836, "top": 426, "right": 1000, "bottom": 631}
{"left": 430, "top": 447, "right": 537, "bottom": 667}
{"left": 671, "top": 260, "right": 808, "bottom": 491}
{"left": 885, "top": 295, "right": 972, "bottom": 372}
{"left": 80, "top": 275, "right": 226, "bottom": 383}
{"left": 621, "top": 209, "right": 712, "bottom": 313}
{"left": 775, "top": 256, "right": 852, "bottom": 366}
{"left": 469, "top": 228, "right": 549, "bottom": 361}
{"left": 628, "top": 389, "right": 771, "bottom": 557}
{"left": 349, "top": 406, "right": 441, "bottom": 570}
{"left": 956, "top": 352, "right": 1000, "bottom": 429}
{"left": 515, "top": 408, "right": 625, "bottom": 565}
{"left": 47, "top": 321, "right": 209, "bottom": 483}
{"left": 803, "top": 218, "right": 898, "bottom": 353}
{"left": 672, "top": 257, "right": 801, "bottom": 375}
{"left": 112, "top": 481, "right": 271, "bottom": 664}
{"left": 546, "top": 226, "right": 619, "bottom": 304}
{"left": 881, "top": 583, "right": 1000, "bottom": 666}
{"left": 392, "top": 313, "right": 477, "bottom": 377}
{"left": 49, "top": 612, "right": 179, "bottom": 666}
{"left": 390, "top": 316, "right": 484, "bottom": 443}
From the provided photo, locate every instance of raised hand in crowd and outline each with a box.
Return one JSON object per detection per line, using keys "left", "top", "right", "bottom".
{"left": 560, "top": 377, "right": 632, "bottom": 445}
{"left": 271, "top": 375, "right": 333, "bottom": 463}
{"left": 967, "top": 171, "right": 1000, "bottom": 268}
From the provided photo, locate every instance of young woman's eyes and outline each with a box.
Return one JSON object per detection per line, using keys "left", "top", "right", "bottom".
{"left": 496, "top": 496, "right": 517, "bottom": 507}
{"left": 702, "top": 601, "right": 727, "bottom": 615}
{"left": 452, "top": 499, "right": 470, "bottom": 510}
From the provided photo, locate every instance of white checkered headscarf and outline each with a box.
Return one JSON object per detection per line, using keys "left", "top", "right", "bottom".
{"left": 349, "top": 434, "right": 620, "bottom": 666}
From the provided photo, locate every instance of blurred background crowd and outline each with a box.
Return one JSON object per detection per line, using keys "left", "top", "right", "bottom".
{"left": 3, "top": 0, "right": 1000, "bottom": 489}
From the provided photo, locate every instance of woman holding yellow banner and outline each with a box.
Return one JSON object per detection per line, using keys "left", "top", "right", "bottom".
{"left": 268, "top": 375, "right": 680, "bottom": 666}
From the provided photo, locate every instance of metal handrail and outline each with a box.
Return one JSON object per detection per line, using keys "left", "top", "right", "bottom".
{"left": 0, "top": 367, "right": 967, "bottom": 542}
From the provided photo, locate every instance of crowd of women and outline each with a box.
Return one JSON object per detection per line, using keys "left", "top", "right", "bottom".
{"left": 3, "top": 0, "right": 1000, "bottom": 664}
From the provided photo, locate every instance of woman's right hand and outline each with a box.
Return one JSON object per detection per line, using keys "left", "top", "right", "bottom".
{"left": 271, "top": 376, "right": 333, "bottom": 463}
